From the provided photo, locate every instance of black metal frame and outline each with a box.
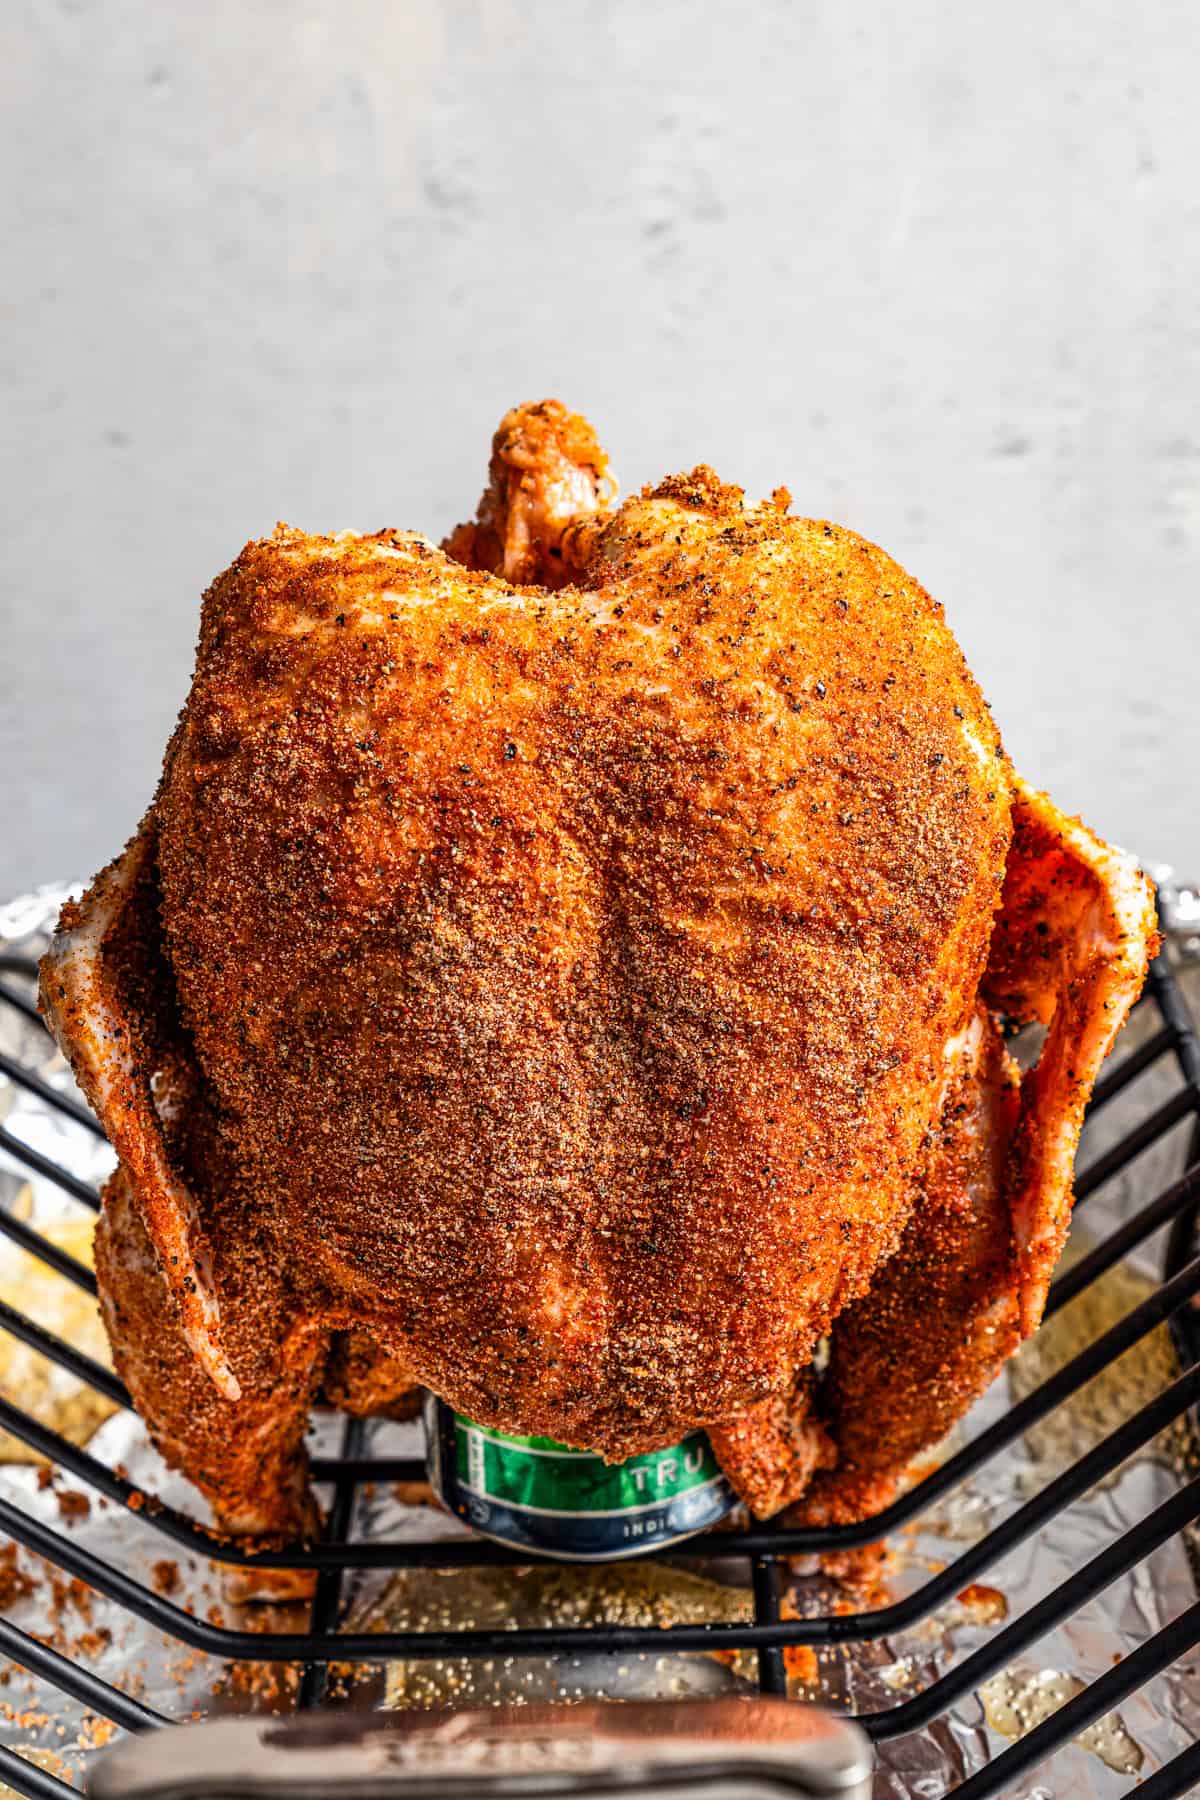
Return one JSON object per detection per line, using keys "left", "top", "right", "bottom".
{"left": 0, "top": 941, "right": 1199, "bottom": 1800}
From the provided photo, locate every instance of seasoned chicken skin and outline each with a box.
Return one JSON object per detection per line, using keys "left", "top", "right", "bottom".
{"left": 39, "top": 403, "right": 1157, "bottom": 1546}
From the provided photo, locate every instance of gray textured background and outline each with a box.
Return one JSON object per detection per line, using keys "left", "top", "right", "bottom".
{"left": 3, "top": 1, "right": 1198, "bottom": 898}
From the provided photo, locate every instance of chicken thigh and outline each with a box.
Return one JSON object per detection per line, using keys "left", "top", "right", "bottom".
{"left": 39, "top": 403, "right": 1157, "bottom": 1547}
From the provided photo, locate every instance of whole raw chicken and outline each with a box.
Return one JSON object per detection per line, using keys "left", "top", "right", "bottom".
{"left": 40, "top": 402, "right": 1157, "bottom": 1563}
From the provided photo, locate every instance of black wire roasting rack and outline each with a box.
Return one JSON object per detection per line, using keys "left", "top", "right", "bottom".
{"left": 0, "top": 911, "right": 1199, "bottom": 1800}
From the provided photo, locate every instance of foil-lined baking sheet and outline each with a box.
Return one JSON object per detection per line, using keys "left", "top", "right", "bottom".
{"left": 0, "top": 880, "right": 1198, "bottom": 1797}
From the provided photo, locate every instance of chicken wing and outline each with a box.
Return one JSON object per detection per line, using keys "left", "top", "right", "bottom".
{"left": 803, "top": 787, "right": 1157, "bottom": 1522}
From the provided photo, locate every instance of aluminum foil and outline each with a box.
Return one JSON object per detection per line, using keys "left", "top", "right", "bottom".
{"left": 0, "top": 881, "right": 1198, "bottom": 1798}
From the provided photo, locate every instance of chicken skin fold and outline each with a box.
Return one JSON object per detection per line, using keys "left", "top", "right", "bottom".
{"left": 39, "top": 401, "right": 1158, "bottom": 1547}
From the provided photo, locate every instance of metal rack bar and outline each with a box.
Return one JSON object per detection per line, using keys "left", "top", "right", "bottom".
{"left": 1157, "top": 949, "right": 1200, "bottom": 1439}
{"left": 0, "top": 1126, "right": 101, "bottom": 1213}
{"left": 751, "top": 1556, "right": 787, "bottom": 1696}
{"left": 1150, "top": 950, "right": 1200, "bottom": 1081}
{"left": 948, "top": 1597, "right": 1200, "bottom": 1800}
{"left": 1090, "top": 1022, "right": 1176, "bottom": 1106}
{"left": 0, "top": 1050, "right": 105, "bottom": 1137}
{"left": 0, "top": 1616, "right": 166, "bottom": 1733}
{"left": 856, "top": 1473, "right": 1200, "bottom": 1740}
{"left": 0, "top": 1302, "right": 129, "bottom": 1406}
{"left": 1074, "top": 1086, "right": 1199, "bottom": 1199}
{"left": 1044, "top": 1160, "right": 1200, "bottom": 1316}
{"left": 297, "top": 1415, "right": 364, "bottom": 1709}
{"left": 308, "top": 1455, "right": 425, "bottom": 1483}
{"left": 1134, "top": 1739, "right": 1200, "bottom": 1800}
{"left": 0, "top": 1744, "right": 77, "bottom": 1800}
{"left": 0, "top": 982, "right": 44, "bottom": 1031}
{"left": 0, "top": 1205, "right": 97, "bottom": 1289}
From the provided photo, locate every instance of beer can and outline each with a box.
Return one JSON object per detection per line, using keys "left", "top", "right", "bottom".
{"left": 423, "top": 1396, "right": 735, "bottom": 1560}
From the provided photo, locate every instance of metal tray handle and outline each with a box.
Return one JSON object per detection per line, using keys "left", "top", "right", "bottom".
{"left": 87, "top": 1698, "right": 873, "bottom": 1800}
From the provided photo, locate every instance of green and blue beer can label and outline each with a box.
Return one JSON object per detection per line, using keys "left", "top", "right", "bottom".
{"left": 423, "top": 1395, "right": 735, "bottom": 1559}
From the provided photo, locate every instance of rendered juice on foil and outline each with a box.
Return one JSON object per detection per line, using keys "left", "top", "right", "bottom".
{"left": 423, "top": 1395, "right": 735, "bottom": 1559}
